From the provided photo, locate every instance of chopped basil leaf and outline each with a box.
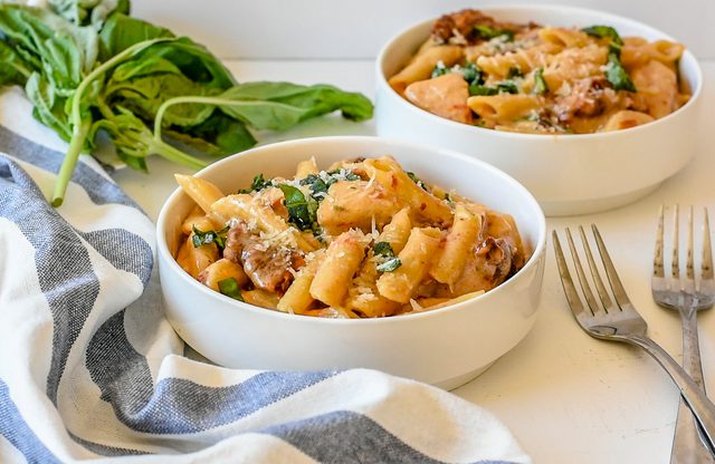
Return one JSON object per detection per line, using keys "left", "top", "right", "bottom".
{"left": 469, "top": 80, "right": 518, "bottom": 96}
{"left": 582, "top": 25, "right": 634, "bottom": 91}
{"left": 218, "top": 277, "right": 244, "bottom": 301}
{"left": 460, "top": 63, "right": 483, "bottom": 85}
{"left": 507, "top": 66, "right": 523, "bottom": 79}
{"left": 278, "top": 184, "right": 318, "bottom": 231}
{"left": 444, "top": 192, "right": 455, "bottom": 207}
{"left": 192, "top": 225, "right": 229, "bottom": 249}
{"left": 406, "top": 171, "right": 430, "bottom": 191}
{"left": 533, "top": 68, "right": 548, "bottom": 95}
{"left": 469, "top": 85, "right": 498, "bottom": 96}
{"left": 376, "top": 257, "right": 402, "bottom": 273}
{"left": 474, "top": 25, "right": 514, "bottom": 41}
{"left": 373, "top": 241, "right": 396, "bottom": 258}
{"left": 300, "top": 174, "right": 330, "bottom": 195}
{"left": 431, "top": 61, "right": 449, "bottom": 78}
{"left": 239, "top": 173, "right": 271, "bottom": 193}
{"left": 299, "top": 169, "right": 360, "bottom": 201}
{"left": 582, "top": 25, "right": 623, "bottom": 47}
{"left": 497, "top": 81, "right": 518, "bottom": 94}
{"left": 327, "top": 169, "right": 360, "bottom": 181}
{"left": 605, "top": 52, "right": 636, "bottom": 92}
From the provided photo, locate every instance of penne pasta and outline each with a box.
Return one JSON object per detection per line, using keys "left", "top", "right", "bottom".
{"left": 173, "top": 156, "right": 528, "bottom": 318}
{"left": 175, "top": 174, "right": 224, "bottom": 213}
{"left": 387, "top": 8, "right": 689, "bottom": 133}
{"left": 310, "top": 230, "right": 367, "bottom": 307}
{"left": 430, "top": 205, "right": 480, "bottom": 286}
{"left": 377, "top": 227, "right": 442, "bottom": 303}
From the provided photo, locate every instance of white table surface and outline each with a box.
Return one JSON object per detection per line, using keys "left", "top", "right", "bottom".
{"left": 114, "top": 59, "right": 715, "bottom": 464}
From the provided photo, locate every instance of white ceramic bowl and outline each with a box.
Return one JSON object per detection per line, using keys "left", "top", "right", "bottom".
{"left": 376, "top": 5, "right": 703, "bottom": 216}
{"left": 157, "top": 136, "right": 546, "bottom": 389}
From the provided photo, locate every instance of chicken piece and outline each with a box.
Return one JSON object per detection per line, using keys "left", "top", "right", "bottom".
{"left": 630, "top": 60, "right": 678, "bottom": 118}
{"left": 552, "top": 77, "right": 623, "bottom": 123}
{"left": 432, "top": 9, "right": 500, "bottom": 44}
{"left": 450, "top": 237, "right": 515, "bottom": 295}
{"left": 224, "top": 222, "right": 301, "bottom": 293}
{"left": 405, "top": 73, "right": 473, "bottom": 124}
{"left": 317, "top": 180, "right": 401, "bottom": 235}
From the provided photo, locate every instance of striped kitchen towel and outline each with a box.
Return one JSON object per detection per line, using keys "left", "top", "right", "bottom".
{"left": 0, "top": 86, "right": 530, "bottom": 464}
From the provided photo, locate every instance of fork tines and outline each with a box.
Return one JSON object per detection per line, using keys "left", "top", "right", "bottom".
{"left": 553, "top": 224, "right": 632, "bottom": 320}
{"left": 653, "top": 205, "right": 714, "bottom": 303}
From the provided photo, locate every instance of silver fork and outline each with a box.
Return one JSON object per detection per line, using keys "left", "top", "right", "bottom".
{"left": 553, "top": 224, "right": 715, "bottom": 455}
{"left": 653, "top": 205, "right": 715, "bottom": 463}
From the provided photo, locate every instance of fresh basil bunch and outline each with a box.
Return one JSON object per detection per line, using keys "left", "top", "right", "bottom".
{"left": 0, "top": 1, "right": 373, "bottom": 206}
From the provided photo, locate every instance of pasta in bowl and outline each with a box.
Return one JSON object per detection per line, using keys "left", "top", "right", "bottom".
{"left": 388, "top": 9, "right": 690, "bottom": 134}
{"left": 157, "top": 137, "right": 546, "bottom": 389}
{"left": 376, "top": 5, "right": 702, "bottom": 216}
{"left": 173, "top": 156, "right": 529, "bottom": 318}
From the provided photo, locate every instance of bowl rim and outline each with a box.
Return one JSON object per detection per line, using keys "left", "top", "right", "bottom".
{"left": 375, "top": 3, "right": 703, "bottom": 141}
{"left": 157, "top": 135, "right": 547, "bottom": 325}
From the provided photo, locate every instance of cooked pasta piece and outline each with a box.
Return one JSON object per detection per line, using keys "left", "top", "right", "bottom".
{"left": 363, "top": 157, "right": 453, "bottom": 226}
{"left": 467, "top": 94, "right": 541, "bottom": 125}
{"left": 175, "top": 174, "right": 224, "bottom": 213}
{"left": 538, "top": 27, "right": 590, "bottom": 48}
{"left": 430, "top": 205, "right": 481, "bottom": 286}
{"left": 388, "top": 45, "right": 464, "bottom": 94}
{"left": 310, "top": 230, "right": 367, "bottom": 307}
{"left": 377, "top": 227, "right": 443, "bottom": 303}
{"left": 405, "top": 73, "right": 473, "bottom": 124}
{"left": 176, "top": 234, "right": 219, "bottom": 279}
{"left": 295, "top": 157, "right": 319, "bottom": 178}
{"left": 602, "top": 110, "right": 654, "bottom": 131}
{"left": 277, "top": 251, "right": 325, "bottom": 314}
{"left": 198, "top": 258, "right": 249, "bottom": 292}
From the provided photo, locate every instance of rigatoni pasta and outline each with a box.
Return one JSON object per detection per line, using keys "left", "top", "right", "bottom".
{"left": 390, "top": 9, "right": 690, "bottom": 134}
{"left": 173, "top": 156, "right": 529, "bottom": 318}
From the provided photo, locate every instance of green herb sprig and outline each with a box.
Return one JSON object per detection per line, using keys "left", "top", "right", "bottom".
{"left": 582, "top": 24, "right": 636, "bottom": 92}
{"left": 191, "top": 225, "right": 229, "bottom": 249}
{"left": 373, "top": 241, "right": 402, "bottom": 273}
{"left": 0, "top": 1, "right": 374, "bottom": 207}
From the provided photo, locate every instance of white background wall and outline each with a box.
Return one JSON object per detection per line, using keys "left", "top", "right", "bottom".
{"left": 132, "top": 0, "right": 714, "bottom": 60}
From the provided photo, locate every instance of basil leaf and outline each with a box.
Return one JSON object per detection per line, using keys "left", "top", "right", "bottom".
{"left": 469, "top": 81, "right": 518, "bottom": 96}
{"left": 469, "top": 84, "right": 497, "bottom": 96}
{"left": 406, "top": 171, "right": 430, "bottom": 191}
{"left": 0, "top": 41, "right": 33, "bottom": 86}
{"left": 507, "top": 66, "right": 523, "bottom": 79}
{"left": 210, "top": 82, "right": 374, "bottom": 130}
{"left": 431, "top": 61, "right": 449, "bottom": 78}
{"left": 218, "top": 277, "right": 244, "bottom": 301}
{"left": 238, "top": 173, "right": 271, "bottom": 193}
{"left": 474, "top": 25, "right": 514, "bottom": 41}
{"left": 533, "top": 68, "right": 548, "bottom": 95}
{"left": 278, "top": 184, "right": 317, "bottom": 231}
{"left": 373, "top": 241, "right": 395, "bottom": 258}
{"left": 460, "top": 62, "right": 482, "bottom": 85}
{"left": 191, "top": 225, "right": 229, "bottom": 249}
{"left": 582, "top": 25, "right": 623, "bottom": 46}
{"left": 605, "top": 52, "right": 636, "bottom": 92}
{"left": 376, "top": 257, "right": 402, "bottom": 273}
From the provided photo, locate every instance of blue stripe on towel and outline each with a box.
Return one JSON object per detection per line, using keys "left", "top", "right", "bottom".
{"left": 86, "top": 307, "right": 338, "bottom": 434}
{"left": 263, "top": 410, "right": 518, "bottom": 464}
{"left": 0, "top": 156, "right": 100, "bottom": 404}
{"left": 0, "top": 379, "right": 60, "bottom": 464}
{"left": 78, "top": 229, "right": 153, "bottom": 287}
{"left": 0, "top": 125, "right": 138, "bottom": 209}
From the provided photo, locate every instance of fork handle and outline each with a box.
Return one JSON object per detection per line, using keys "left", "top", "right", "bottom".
{"left": 628, "top": 334, "right": 715, "bottom": 456}
{"left": 671, "top": 309, "right": 715, "bottom": 463}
